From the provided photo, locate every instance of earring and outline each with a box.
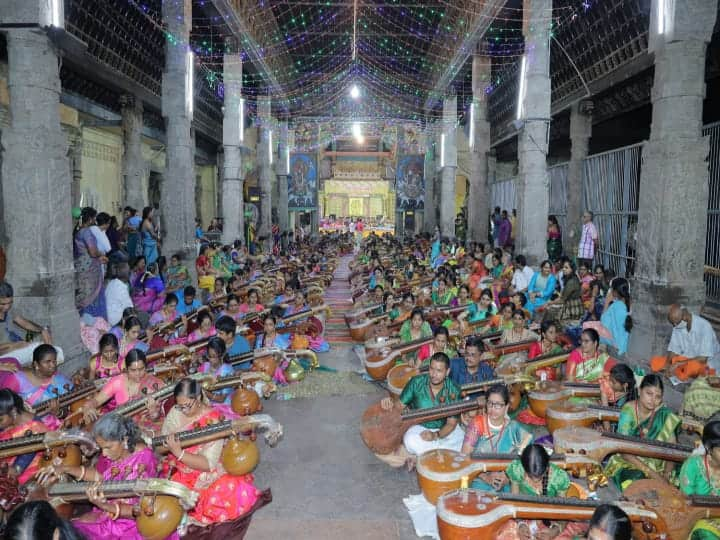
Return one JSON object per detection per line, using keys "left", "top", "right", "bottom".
{"left": 124, "top": 439, "right": 129, "bottom": 450}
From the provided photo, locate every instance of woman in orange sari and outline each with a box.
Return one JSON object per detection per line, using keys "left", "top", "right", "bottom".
{"left": 0, "top": 389, "right": 48, "bottom": 484}
{"left": 161, "top": 378, "right": 261, "bottom": 526}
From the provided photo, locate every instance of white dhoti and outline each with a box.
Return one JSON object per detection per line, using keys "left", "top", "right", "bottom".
{"left": 3, "top": 343, "right": 65, "bottom": 366}
{"left": 403, "top": 424, "right": 465, "bottom": 456}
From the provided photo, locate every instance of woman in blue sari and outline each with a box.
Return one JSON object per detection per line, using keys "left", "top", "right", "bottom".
{"left": 74, "top": 207, "right": 108, "bottom": 319}
{"left": 140, "top": 206, "right": 159, "bottom": 266}
{"left": 526, "top": 260, "right": 557, "bottom": 315}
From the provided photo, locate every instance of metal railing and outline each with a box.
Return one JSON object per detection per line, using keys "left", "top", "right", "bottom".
{"left": 548, "top": 163, "right": 569, "bottom": 235}
{"left": 704, "top": 121, "right": 720, "bottom": 307}
{"left": 582, "top": 143, "right": 642, "bottom": 277}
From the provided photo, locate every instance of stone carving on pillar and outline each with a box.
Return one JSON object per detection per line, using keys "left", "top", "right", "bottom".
{"left": 65, "top": 126, "right": 83, "bottom": 209}
{"left": 221, "top": 47, "right": 245, "bottom": 246}
{"left": 468, "top": 54, "right": 491, "bottom": 244}
{"left": 565, "top": 100, "right": 593, "bottom": 253}
{"left": 516, "top": 0, "right": 551, "bottom": 264}
{"left": 161, "top": 0, "right": 196, "bottom": 262}
{"left": 1, "top": 26, "right": 83, "bottom": 367}
{"left": 629, "top": 0, "right": 719, "bottom": 361}
{"left": 120, "top": 94, "right": 147, "bottom": 211}
{"left": 440, "top": 97, "right": 458, "bottom": 239}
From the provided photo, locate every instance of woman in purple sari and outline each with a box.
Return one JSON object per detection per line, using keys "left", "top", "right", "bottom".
{"left": 37, "top": 413, "right": 177, "bottom": 540}
{"left": 74, "top": 207, "right": 108, "bottom": 319}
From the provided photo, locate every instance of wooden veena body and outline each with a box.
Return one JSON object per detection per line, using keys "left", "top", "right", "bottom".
{"left": 624, "top": 479, "right": 720, "bottom": 540}
{"left": 360, "top": 399, "right": 481, "bottom": 455}
{"left": 527, "top": 380, "right": 601, "bottom": 418}
{"left": 416, "top": 450, "right": 599, "bottom": 504}
{"left": 494, "top": 351, "right": 570, "bottom": 378}
{"left": 545, "top": 403, "right": 620, "bottom": 434}
{"left": 553, "top": 426, "right": 695, "bottom": 463}
{"left": 436, "top": 489, "right": 665, "bottom": 540}
{"left": 0, "top": 429, "right": 97, "bottom": 470}
{"left": 363, "top": 335, "right": 434, "bottom": 381}
{"left": 37, "top": 479, "right": 198, "bottom": 540}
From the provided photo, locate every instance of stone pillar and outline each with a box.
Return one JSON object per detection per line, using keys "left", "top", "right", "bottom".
{"left": 0, "top": 25, "right": 83, "bottom": 367}
{"left": 120, "top": 94, "right": 146, "bottom": 211}
{"left": 161, "top": 0, "right": 195, "bottom": 260}
{"left": 629, "top": 0, "right": 718, "bottom": 360}
{"left": 440, "top": 96, "right": 457, "bottom": 239}
{"left": 257, "top": 97, "right": 273, "bottom": 252}
{"left": 423, "top": 136, "right": 436, "bottom": 233}
{"left": 516, "top": 0, "right": 551, "bottom": 263}
{"left": 468, "top": 54, "right": 491, "bottom": 244}
{"left": 275, "top": 121, "right": 290, "bottom": 233}
{"left": 221, "top": 48, "right": 244, "bottom": 246}
{"left": 66, "top": 127, "right": 83, "bottom": 209}
{"left": 565, "top": 100, "right": 592, "bottom": 254}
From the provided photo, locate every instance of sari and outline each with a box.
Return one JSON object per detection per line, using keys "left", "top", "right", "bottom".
{"left": 497, "top": 460, "right": 587, "bottom": 540}
{"left": 7, "top": 370, "right": 73, "bottom": 407}
{"left": 566, "top": 349, "right": 614, "bottom": 383}
{"left": 161, "top": 407, "right": 261, "bottom": 526}
{"left": 198, "top": 362, "right": 235, "bottom": 403}
{"left": 398, "top": 320, "right": 432, "bottom": 365}
{"left": 0, "top": 418, "right": 48, "bottom": 484}
{"left": 463, "top": 414, "right": 533, "bottom": 490}
{"left": 74, "top": 227, "right": 107, "bottom": 318}
{"left": 547, "top": 227, "right": 562, "bottom": 263}
{"left": 92, "top": 354, "right": 124, "bottom": 380}
{"left": 73, "top": 447, "right": 164, "bottom": 540}
{"left": 100, "top": 373, "right": 166, "bottom": 433}
{"left": 604, "top": 402, "right": 681, "bottom": 491}
{"left": 166, "top": 263, "right": 191, "bottom": 293}
{"left": 526, "top": 272, "right": 557, "bottom": 315}
{"left": 680, "top": 455, "right": 720, "bottom": 539}
{"left": 131, "top": 273, "right": 165, "bottom": 313}
{"left": 119, "top": 338, "right": 149, "bottom": 364}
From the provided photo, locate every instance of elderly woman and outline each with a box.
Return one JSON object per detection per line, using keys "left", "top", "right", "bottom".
{"left": 37, "top": 414, "right": 161, "bottom": 540}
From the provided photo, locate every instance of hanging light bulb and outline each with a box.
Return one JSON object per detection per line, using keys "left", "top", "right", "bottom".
{"left": 350, "top": 84, "right": 360, "bottom": 99}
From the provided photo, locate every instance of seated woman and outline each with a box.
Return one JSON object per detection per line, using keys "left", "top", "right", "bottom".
{"left": 198, "top": 337, "right": 234, "bottom": 404}
{"left": 197, "top": 244, "right": 220, "bottom": 293}
{"left": 255, "top": 314, "right": 291, "bottom": 351}
{"left": 37, "top": 414, "right": 160, "bottom": 540}
{"left": 161, "top": 378, "right": 261, "bottom": 526}
{"left": 0, "top": 389, "right": 49, "bottom": 484}
{"left": 492, "top": 302, "right": 516, "bottom": 332}
{"left": 239, "top": 289, "right": 265, "bottom": 315}
{"left": 586, "top": 505, "right": 632, "bottom": 540}
{"left": 148, "top": 293, "right": 180, "bottom": 332}
{"left": 388, "top": 292, "right": 415, "bottom": 323}
{"left": 604, "top": 374, "right": 681, "bottom": 491}
{"left": 525, "top": 261, "right": 557, "bottom": 315}
{"left": 176, "top": 310, "right": 216, "bottom": 345}
{"left": 282, "top": 290, "right": 328, "bottom": 352}
{"left": 566, "top": 328, "right": 616, "bottom": 383}
{"left": 431, "top": 277, "right": 455, "bottom": 306}
{"left": 528, "top": 319, "right": 565, "bottom": 381}
{"left": 461, "top": 384, "right": 533, "bottom": 491}
{"left": 416, "top": 326, "right": 457, "bottom": 368}
{"left": 578, "top": 261, "right": 595, "bottom": 311}
{"left": 118, "top": 316, "right": 150, "bottom": 362}
{"left": 212, "top": 277, "right": 227, "bottom": 301}
{"left": 89, "top": 333, "right": 124, "bottom": 381}
{"left": 490, "top": 251, "right": 514, "bottom": 306}
{"left": 165, "top": 253, "right": 191, "bottom": 296}
{"left": 6, "top": 344, "right": 72, "bottom": 411}
{"left": 130, "top": 261, "right": 165, "bottom": 314}
{"left": 544, "top": 259, "right": 584, "bottom": 321}
{"left": 81, "top": 349, "right": 164, "bottom": 433}
{"left": 495, "top": 309, "right": 539, "bottom": 375}
{"left": 457, "top": 287, "right": 498, "bottom": 327}
{"left": 680, "top": 420, "right": 720, "bottom": 539}
{"left": 496, "top": 444, "right": 587, "bottom": 540}
{"left": 4, "top": 500, "right": 84, "bottom": 540}
{"left": 398, "top": 307, "right": 433, "bottom": 365}
{"left": 451, "top": 284, "right": 471, "bottom": 308}
{"left": 599, "top": 277, "right": 632, "bottom": 356}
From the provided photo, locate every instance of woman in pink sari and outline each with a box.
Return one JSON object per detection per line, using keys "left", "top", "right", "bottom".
{"left": 0, "top": 389, "right": 48, "bottom": 485}
{"left": 37, "top": 414, "right": 175, "bottom": 540}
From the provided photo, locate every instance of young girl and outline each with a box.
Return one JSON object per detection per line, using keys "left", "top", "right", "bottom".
{"left": 198, "top": 337, "right": 234, "bottom": 404}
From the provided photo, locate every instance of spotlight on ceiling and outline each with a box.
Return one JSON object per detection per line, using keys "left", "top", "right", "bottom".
{"left": 350, "top": 84, "right": 360, "bottom": 99}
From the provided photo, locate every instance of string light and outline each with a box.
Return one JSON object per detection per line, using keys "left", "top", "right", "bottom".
{"left": 515, "top": 55, "right": 526, "bottom": 121}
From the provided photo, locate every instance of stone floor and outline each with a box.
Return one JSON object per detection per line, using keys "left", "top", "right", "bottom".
{"left": 245, "top": 342, "right": 425, "bottom": 540}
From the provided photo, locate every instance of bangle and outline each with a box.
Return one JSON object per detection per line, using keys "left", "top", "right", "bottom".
{"left": 79, "top": 465, "right": 86, "bottom": 481}
{"left": 110, "top": 502, "right": 120, "bottom": 520}
{"left": 177, "top": 449, "right": 186, "bottom": 462}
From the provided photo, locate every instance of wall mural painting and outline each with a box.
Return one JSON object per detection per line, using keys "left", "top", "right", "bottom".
{"left": 288, "top": 154, "right": 318, "bottom": 210}
{"left": 395, "top": 155, "right": 425, "bottom": 210}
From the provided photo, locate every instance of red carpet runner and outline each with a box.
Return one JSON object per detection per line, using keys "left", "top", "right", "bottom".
{"left": 324, "top": 256, "right": 355, "bottom": 343}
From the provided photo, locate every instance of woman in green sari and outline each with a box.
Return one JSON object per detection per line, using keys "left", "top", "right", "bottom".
{"left": 680, "top": 421, "right": 720, "bottom": 539}
{"left": 431, "top": 277, "right": 455, "bottom": 306}
{"left": 165, "top": 253, "right": 191, "bottom": 295}
{"left": 604, "top": 374, "right": 681, "bottom": 491}
{"left": 398, "top": 307, "right": 432, "bottom": 366}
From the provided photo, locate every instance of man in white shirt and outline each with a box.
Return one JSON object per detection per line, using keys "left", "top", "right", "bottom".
{"left": 509, "top": 254, "right": 534, "bottom": 294}
{"left": 657, "top": 304, "right": 720, "bottom": 377}
{"left": 105, "top": 262, "right": 134, "bottom": 327}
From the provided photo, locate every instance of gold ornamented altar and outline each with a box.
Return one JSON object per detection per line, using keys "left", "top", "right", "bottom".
{"left": 319, "top": 162, "right": 395, "bottom": 221}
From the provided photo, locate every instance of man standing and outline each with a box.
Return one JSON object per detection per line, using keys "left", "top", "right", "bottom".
{"left": 498, "top": 210, "right": 512, "bottom": 249}
{"left": 491, "top": 206, "right": 502, "bottom": 248}
{"left": 577, "top": 210, "right": 598, "bottom": 268}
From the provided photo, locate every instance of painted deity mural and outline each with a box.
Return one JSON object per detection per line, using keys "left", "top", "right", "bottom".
{"left": 395, "top": 155, "right": 425, "bottom": 210}
{"left": 289, "top": 154, "right": 318, "bottom": 210}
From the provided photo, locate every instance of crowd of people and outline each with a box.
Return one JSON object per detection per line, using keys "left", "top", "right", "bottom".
{"left": 349, "top": 225, "right": 720, "bottom": 540}
{"left": 0, "top": 210, "right": 350, "bottom": 539}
